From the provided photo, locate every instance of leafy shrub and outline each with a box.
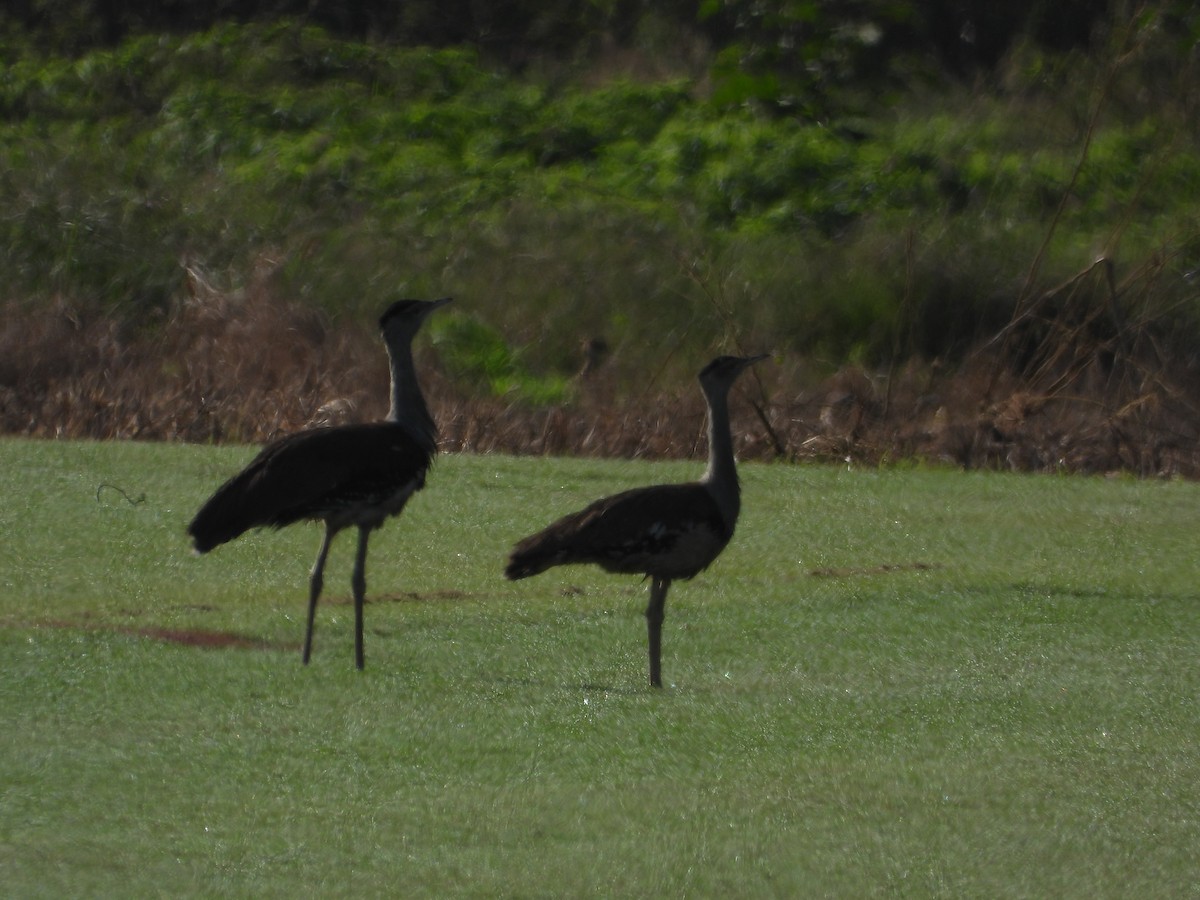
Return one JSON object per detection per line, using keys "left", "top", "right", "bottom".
{"left": 430, "top": 314, "right": 569, "bottom": 405}
{"left": 0, "top": 16, "right": 1197, "bottom": 377}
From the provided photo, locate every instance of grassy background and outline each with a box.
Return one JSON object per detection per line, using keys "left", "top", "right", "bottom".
{"left": 2, "top": 437, "right": 1200, "bottom": 896}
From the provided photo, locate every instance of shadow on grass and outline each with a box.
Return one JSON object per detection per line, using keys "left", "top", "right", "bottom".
{"left": 326, "top": 589, "right": 474, "bottom": 606}
{"left": 809, "top": 560, "right": 942, "bottom": 578}
{"left": 482, "top": 674, "right": 650, "bottom": 696}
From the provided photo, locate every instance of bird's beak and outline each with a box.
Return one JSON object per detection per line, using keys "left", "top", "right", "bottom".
{"left": 743, "top": 353, "right": 770, "bottom": 367}
{"left": 430, "top": 296, "right": 453, "bottom": 311}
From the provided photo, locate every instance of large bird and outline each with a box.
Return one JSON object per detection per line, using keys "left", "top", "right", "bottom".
{"left": 188, "top": 297, "right": 451, "bottom": 669}
{"left": 505, "top": 353, "right": 768, "bottom": 687}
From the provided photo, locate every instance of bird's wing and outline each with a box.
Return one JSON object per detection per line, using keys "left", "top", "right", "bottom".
{"left": 506, "top": 482, "right": 730, "bottom": 579}
{"left": 188, "top": 423, "right": 432, "bottom": 551}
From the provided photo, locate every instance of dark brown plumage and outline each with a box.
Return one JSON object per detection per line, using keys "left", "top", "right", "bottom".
{"left": 505, "top": 483, "right": 731, "bottom": 582}
{"left": 506, "top": 353, "right": 767, "bottom": 687}
{"left": 188, "top": 297, "right": 450, "bottom": 669}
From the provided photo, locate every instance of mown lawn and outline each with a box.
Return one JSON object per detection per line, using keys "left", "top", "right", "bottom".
{"left": 2, "top": 437, "right": 1199, "bottom": 897}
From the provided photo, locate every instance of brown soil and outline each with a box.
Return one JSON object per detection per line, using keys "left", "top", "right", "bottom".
{"left": 130, "top": 626, "right": 276, "bottom": 650}
{"left": 34, "top": 618, "right": 285, "bottom": 651}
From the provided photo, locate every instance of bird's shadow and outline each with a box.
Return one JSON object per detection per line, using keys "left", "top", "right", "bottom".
{"left": 326, "top": 589, "right": 473, "bottom": 606}
{"left": 482, "top": 675, "right": 649, "bottom": 697}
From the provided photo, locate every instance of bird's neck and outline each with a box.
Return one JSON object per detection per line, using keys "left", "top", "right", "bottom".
{"left": 386, "top": 341, "right": 437, "bottom": 454}
{"left": 701, "top": 387, "right": 740, "bottom": 528}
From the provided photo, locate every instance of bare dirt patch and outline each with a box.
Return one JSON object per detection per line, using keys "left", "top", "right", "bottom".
{"left": 127, "top": 626, "right": 279, "bottom": 650}
{"left": 34, "top": 618, "right": 285, "bottom": 652}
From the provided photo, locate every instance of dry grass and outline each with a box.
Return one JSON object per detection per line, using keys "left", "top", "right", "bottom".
{"left": 4, "top": 258, "right": 1200, "bottom": 477}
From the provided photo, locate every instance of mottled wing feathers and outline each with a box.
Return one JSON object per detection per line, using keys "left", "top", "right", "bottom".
{"left": 188, "top": 423, "right": 432, "bottom": 553}
{"left": 505, "top": 482, "right": 732, "bottom": 581}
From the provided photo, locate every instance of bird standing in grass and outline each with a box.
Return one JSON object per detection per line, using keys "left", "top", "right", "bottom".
{"left": 505, "top": 353, "right": 768, "bottom": 687}
{"left": 188, "top": 297, "right": 451, "bottom": 669}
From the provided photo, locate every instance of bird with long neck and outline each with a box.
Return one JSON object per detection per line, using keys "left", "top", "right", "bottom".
{"left": 505, "top": 353, "right": 768, "bottom": 687}
{"left": 188, "top": 297, "right": 451, "bottom": 669}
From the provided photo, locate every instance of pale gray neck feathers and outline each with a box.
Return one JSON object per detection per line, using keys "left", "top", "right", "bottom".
{"left": 700, "top": 385, "right": 740, "bottom": 528}
{"left": 386, "top": 338, "right": 437, "bottom": 454}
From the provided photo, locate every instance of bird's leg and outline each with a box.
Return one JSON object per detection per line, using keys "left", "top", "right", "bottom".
{"left": 645, "top": 577, "right": 670, "bottom": 688}
{"left": 305, "top": 525, "right": 336, "bottom": 665}
{"left": 351, "top": 526, "right": 371, "bottom": 670}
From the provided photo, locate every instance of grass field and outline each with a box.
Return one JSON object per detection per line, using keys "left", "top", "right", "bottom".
{"left": 2, "top": 436, "right": 1200, "bottom": 897}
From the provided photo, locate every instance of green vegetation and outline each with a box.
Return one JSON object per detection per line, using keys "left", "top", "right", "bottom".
{"left": 3, "top": 437, "right": 1200, "bottom": 895}
{"left": 1, "top": 9, "right": 1198, "bottom": 387}
{"left": 4, "top": 7, "right": 1200, "bottom": 892}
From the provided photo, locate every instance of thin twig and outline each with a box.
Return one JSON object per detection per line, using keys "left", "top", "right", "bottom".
{"left": 96, "top": 483, "right": 146, "bottom": 506}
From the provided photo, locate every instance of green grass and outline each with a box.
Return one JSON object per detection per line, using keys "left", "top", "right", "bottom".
{"left": 3, "top": 437, "right": 1200, "bottom": 896}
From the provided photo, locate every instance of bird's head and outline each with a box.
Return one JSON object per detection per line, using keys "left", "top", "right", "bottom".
{"left": 698, "top": 353, "right": 769, "bottom": 395}
{"left": 379, "top": 297, "right": 452, "bottom": 339}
